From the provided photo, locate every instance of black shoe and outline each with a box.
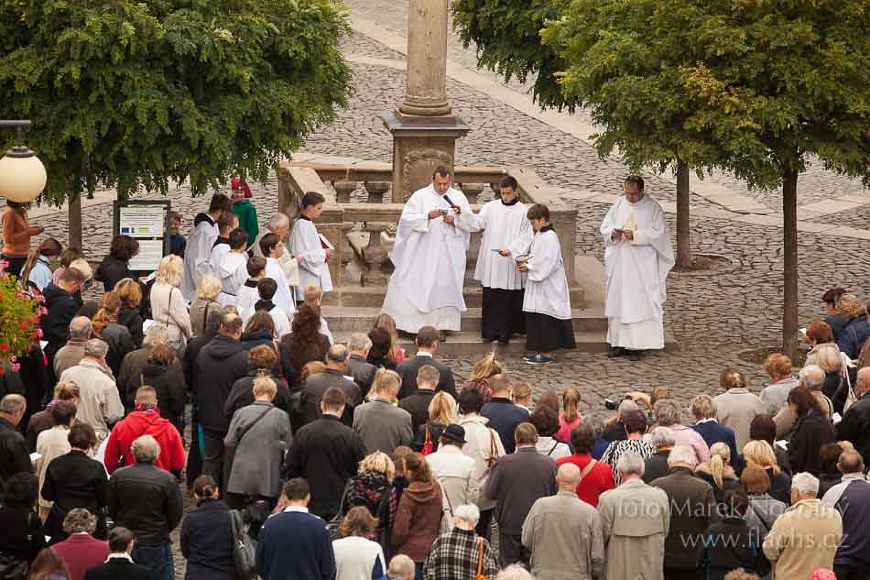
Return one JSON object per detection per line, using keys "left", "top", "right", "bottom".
{"left": 524, "top": 354, "right": 555, "bottom": 365}
{"left": 497, "top": 337, "right": 510, "bottom": 345}
{"left": 627, "top": 350, "right": 645, "bottom": 361}
{"left": 608, "top": 347, "right": 626, "bottom": 358}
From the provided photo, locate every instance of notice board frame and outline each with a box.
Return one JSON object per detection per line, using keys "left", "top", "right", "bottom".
{"left": 112, "top": 200, "right": 171, "bottom": 273}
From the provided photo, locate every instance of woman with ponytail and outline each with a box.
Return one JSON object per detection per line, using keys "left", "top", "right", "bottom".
{"left": 180, "top": 475, "right": 236, "bottom": 580}
{"left": 90, "top": 291, "right": 134, "bottom": 376}
{"left": 20, "top": 238, "right": 62, "bottom": 292}
{"left": 694, "top": 441, "right": 740, "bottom": 503}
{"left": 555, "top": 387, "right": 583, "bottom": 442}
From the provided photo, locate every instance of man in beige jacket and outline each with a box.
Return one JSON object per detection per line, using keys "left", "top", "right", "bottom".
{"left": 763, "top": 472, "right": 843, "bottom": 579}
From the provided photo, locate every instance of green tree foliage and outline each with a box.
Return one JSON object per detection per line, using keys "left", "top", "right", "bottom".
{"left": 0, "top": 0, "right": 352, "bottom": 204}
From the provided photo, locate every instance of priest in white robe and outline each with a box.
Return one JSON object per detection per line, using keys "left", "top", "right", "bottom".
{"left": 181, "top": 194, "right": 231, "bottom": 301}
{"left": 518, "top": 204, "right": 575, "bottom": 364}
{"left": 290, "top": 192, "right": 333, "bottom": 302}
{"left": 217, "top": 229, "right": 249, "bottom": 306}
{"left": 258, "top": 232, "right": 296, "bottom": 318}
{"left": 471, "top": 175, "right": 533, "bottom": 343}
{"left": 381, "top": 167, "right": 473, "bottom": 334}
{"left": 599, "top": 176, "right": 674, "bottom": 359}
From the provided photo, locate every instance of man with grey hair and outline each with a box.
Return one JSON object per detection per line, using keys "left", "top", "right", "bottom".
{"left": 387, "top": 554, "right": 415, "bottom": 580}
{"left": 108, "top": 434, "right": 182, "bottom": 580}
{"left": 774, "top": 364, "right": 832, "bottom": 438}
{"left": 300, "top": 343, "right": 362, "bottom": 426}
{"left": 644, "top": 426, "right": 675, "bottom": 483}
{"left": 59, "top": 339, "right": 124, "bottom": 441}
{"left": 837, "top": 366, "right": 870, "bottom": 461}
{"left": 252, "top": 212, "right": 299, "bottom": 286}
{"left": 423, "top": 503, "right": 498, "bottom": 578}
{"left": 820, "top": 450, "right": 870, "bottom": 579}
{"left": 651, "top": 399, "right": 709, "bottom": 463}
{"left": 52, "top": 508, "right": 108, "bottom": 580}
{"left": 522, "top": 463, "right": 604, "bottom": 580}
{"left": 345, "top": 332, "right": 377, "bottom": 394}
{"left": 116, "top": 325, "right": 183, "bottom": 410}
{"left": 53, "top": 316, "right": 93, "bottom": 379}
{"left": 651, "top": 445, "right": 715, "bottom": 579}
{"left": 0, "top": 394, "right": 30, "bottom": 480}
{"left": 598, "top": 451, "right": 670, "bottom": 580}
{"left": 763, "top": 472, "right": 842, "bottom": 579}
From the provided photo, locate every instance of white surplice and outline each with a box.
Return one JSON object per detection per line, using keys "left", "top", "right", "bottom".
{"left": 181, "top": 214, "right": 219, "bottom": 301}
{"left": 289, "top": 217, "right": 333, "bottom": 301}
{"left": 472, "top": 199, "right": 533, "bottom": 290}
{"left": 265, "top": 257, "right": 296, "bottom": 317}
{"left": 218, "top": 251, "right": 248, "bottom": 306}
{"left": 600, "top": 194, "right": 675, "bottom": 349}
{"left": 522, "top": 228, "right": 571, "bottom": 319}
{"left": 252, "top": 230, "right": 300, "bottom": 286}
{"left": 381, "top": 184, "right": 473, "bottom": 333}
{"left": 237, "top": 279, "right": 259, "bottom": 320}
{"left": 209, "top": 242, "right": 230, "bottom": 276}
{"left": 243, "top": 304, "right": 291, "bottom": 338}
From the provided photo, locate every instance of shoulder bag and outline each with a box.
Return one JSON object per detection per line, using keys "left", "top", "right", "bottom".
{"left": 421, "top": 424, "right": 434, "bottom": 456}
{"left": 225, "top": 406, "right": 273, "bottom": 484}
{"left": 475, "top": 537, "right": 491, "bottom": 580}
{"left": 327, "top": 480, "right": 354, "bottom": 540}
{"left": 438, "top": 480, "right": 454, "bottom": 533}
{"left": 229, "top": 508, "right": 257, "bottom": 580}
{"left": 486, "top": 428, "right": 499, "bottom": 468}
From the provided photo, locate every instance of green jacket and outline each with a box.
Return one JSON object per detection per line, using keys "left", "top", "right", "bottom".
{"left": 232, "top": 199, "right": 259, "bottom": 246}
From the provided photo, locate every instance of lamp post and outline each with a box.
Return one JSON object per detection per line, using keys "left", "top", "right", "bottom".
{"left": 0, "top": 120, "right": 47, "bottom": 203}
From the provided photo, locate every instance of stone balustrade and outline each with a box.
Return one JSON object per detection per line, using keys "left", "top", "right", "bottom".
{"left": 276, "top": 160, "right": 582, "bottom": 307}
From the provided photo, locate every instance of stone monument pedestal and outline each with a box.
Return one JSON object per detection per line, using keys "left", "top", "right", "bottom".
{"left": 383, "top": 112, "right": 469, "bottom": 202}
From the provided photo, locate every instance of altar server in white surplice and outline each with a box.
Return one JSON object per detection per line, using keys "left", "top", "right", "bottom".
{"left": 237, "top": 256, "right": 266, "bottom": 320}
{"left": 258, "top": 232, "right": 296, "bottom": 318}
{"left": 181, "top": 194, "right": 231, "bottom": 301}
{"left": 600, "top": 176, "right": 674, "bottom": 360}
{"left": 518, "top": 204, "right": 575, "bottom": 365}
{"left": 472, "top": 175, "right": 533, "bottom": 344}
{"left": 290, "top": 192, "right": 334, "bottom": 303}
{"left": 217, "top": 228, "right": 249, "bottom": 306}
{"left": 381, "top": 166, "right": 474, "bottom": 334}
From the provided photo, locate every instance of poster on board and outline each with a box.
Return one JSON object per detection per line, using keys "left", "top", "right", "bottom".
{"left": 113, "top": 200, "right": 171, "bottom": 272}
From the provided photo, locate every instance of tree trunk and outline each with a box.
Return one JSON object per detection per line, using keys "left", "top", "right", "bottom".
{"left": 675, "top": 158, "right": 692, "bottom": 269}
{"left": 68, "top": 191, "right": 82, "bottom": 250}
{"left": 782, "top": 170, "right": 799, "bottom": 358}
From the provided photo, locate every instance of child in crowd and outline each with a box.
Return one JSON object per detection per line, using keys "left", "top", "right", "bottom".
{"left": 238, "top": 256, "right": 267, "bottom": 320}
{"left": 21, "top": 238, "right": 63, "bottom": 292}
{"left": 290, "top": 192, "right": 333, "bottom": 303}
{"left": 555, "top": 388, "right": 583, "bottom": 442}
{"left": 168, "top": 211, "right": 186, "bottom": 257}
{"left": 249, "top": 278, "right": 291, "bottom": 338}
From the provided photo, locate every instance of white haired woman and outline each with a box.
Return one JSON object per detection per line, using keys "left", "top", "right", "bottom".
{"left": 423, "top": 504, "right": 498, "bottom": 580}
{"left": 150, "top": 254, "right": 192, "bottom": 352}
{"left": 190, "top": 272, "right": 223, "bottom": 338}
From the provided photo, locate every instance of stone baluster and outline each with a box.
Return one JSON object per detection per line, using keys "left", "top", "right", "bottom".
{"left": 460, "top": 183, "right": 484, "bottom": 204}
{"left": 363, "top": 181, "right": 390, "bottom": 204}
{"left": 361, "top": 222, "right": 391, "bottom": 286}
{"left": 333, "top": 180, "right": 356, "bottom": 204}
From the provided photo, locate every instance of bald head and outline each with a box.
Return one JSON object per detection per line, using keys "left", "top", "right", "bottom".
{"left": 857, "top": 367, "right": 870, "bottom": 393}
{"left": 69, "top": 316, "right": 92, "bottom": 340}
{"left": 838, "top": 449, "right": 864, "bottom": 474}
{"left": 557, "top": 463, "right": 581, "bottom": 491}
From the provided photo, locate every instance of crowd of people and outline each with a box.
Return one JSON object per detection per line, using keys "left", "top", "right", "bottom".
{"left": 1, "top": 178, "right": 870, "bottom": 580}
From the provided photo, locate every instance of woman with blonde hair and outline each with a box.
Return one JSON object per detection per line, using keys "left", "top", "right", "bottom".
{"left": 415, "top": 391, "right": 457, "bottom": 453}
{"left": 150, "top": 254, "right": 192, "bottom": 351}
{"left": 340, "top": 451, "right": 399, "bottom": 553}
{"left": 742, "top": 439, "right": 791, "bottom": 504}
{"left": 91, "top": 290, "right": 134, "bottom": 376}
{"left": 835, "top": 293, "right": 869, "bottom": 359}
{"left": 694, "top": 442, "right": 740, "bottom": 503}
{"left": 460, "top": 352, "right": 503, "bottom": 402}
{"left": 372, "top": 313, "right": 405, "bottom": 365}
{"left": 190, "top": 272, "right": 223, "bottom": 338}
{"left": 114, "top": 278, "right": 144, "bottom": 348}
{"left": 555, "top": 387, "right": 583, "bottom": 442}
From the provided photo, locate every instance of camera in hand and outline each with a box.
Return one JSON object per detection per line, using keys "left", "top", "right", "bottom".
{"left": 604, "top": 394, "right": 634, "bottom": 411}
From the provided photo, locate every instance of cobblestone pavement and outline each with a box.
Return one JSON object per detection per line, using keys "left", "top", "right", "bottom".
{"left": 11, "top": 7, "right": 869, "bottom": 577}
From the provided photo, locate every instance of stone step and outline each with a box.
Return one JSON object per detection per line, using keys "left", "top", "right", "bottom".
{"left": 322, "top": 306, "right": 608, "bottom": 333}
{"left": 322, "top": 284, "right": 586, "bottom": 309}
{"left": 330, "top": 330, "right": 612, "bottom": 357}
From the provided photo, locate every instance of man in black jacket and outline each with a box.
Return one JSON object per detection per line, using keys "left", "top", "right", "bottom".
{"left": 396, "top": 326, "right": 456, "bottom": 399}
{"left": 300, "top": 344, "right": 362, "bottom": 427}
{"left": 194, "top": 311, "right": 249, "bottom": 486}
{"left": 837, "top": 368, "right": 870, "bottom": 461}
{"left": 398, "top": 364, "right": 439, "bottom": 433}
{"left": 83, "top": 527, "right": 151, "bottom": 580}
{"left": 346, "top": 332, "right": 377, "bottom": 395}
{"left": 0, "top": 394, "right": 30, "bottom": 481}
{"left": 40, "top": 268, "right": 84, "bottom": 380}
{"left": 284, "top": 388, "right": 367, "bottom": 520}
{"left": 107, "top": 435, "right": 182, "bottom": 580}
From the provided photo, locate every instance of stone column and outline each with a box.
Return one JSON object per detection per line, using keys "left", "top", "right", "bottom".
{"left": 383, "top": 0, "right": 469, "bottom": 202}
{"left": 400, "top": 0, "right": 451, "bottom": 117}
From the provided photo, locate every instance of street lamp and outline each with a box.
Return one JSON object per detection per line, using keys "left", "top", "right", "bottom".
{"left": 0, "top": 120, "right": 47, "bottom": 203}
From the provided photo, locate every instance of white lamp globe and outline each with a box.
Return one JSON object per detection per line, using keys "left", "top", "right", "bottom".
{"left": 0, "top": 146, "right": 47, "bottom": 203}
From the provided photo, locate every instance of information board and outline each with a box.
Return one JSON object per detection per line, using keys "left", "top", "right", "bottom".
{"left": 112, "top": 200, "right": 171, "bottom": 272}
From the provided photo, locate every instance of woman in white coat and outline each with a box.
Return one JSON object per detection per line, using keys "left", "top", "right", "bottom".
{"left": 332, "top": 506, "right": 387, "bottom": 580}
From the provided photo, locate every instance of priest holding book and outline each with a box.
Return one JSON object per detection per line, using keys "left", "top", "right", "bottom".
{"left": 600, "top": 176, "right": 674, "bottom": 360}
{"left": 381, "top": 166, "right": 473, "bottom": 334}
{"left": 471, "top": 175, "right": 533, "bottom": 344}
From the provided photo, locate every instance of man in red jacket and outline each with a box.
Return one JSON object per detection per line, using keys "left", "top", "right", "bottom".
{"left": 104, "top": 386, "right": 185, "bottom": 475}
